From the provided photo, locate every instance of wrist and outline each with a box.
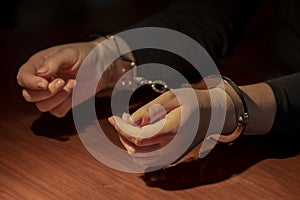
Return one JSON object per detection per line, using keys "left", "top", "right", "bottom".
{"left": 223, "top": 90, "right": 238, "bottom": 133}
{"left": 193, "top": 88, "right": 236, "bottom": 134}
{"left": 205, "top": 88, "right": 237, "bottom": 134}
{"left": 89, "top": 36, "right": 107, "bottom": 48}
{"left": 193, "top": 76, "right": 249, "bottom": 143}
{"left": 100, "top": 35, "right": 137, "bottom": 91}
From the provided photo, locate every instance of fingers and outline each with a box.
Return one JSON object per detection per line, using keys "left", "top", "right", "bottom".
{"left": 130, "top": 91, "right": 180, "bottom": 126}
{"left": 21, "top": 77, "right": 75, "bottom": 118}
{"left": 17, "top": 65, "right": 49, "bottom": 90}
{"left": 108, "top": 108, "right": 181, "bottom": 152}
{"left": 17, "top": 47, "right": 78, "bottom": 90}
{"left": 49, "top": 96, "right": 72, "bottom": 117}
{"left": 36, "top": 48, "right": 78, "bottom": 78}
{"left": 22, "top": 78, "right": 65, "bottom": 102}
{"left": 108, "top": 116, "right": 162, "bottom": 152}
{"left": 108, "top": 116, "right": 143, "bottom": 142}
{"left": 35, "top": 79, "right": 75, "bottom": 117}
{"left": 119, "top": 134, "right": 161, "bottom": 154}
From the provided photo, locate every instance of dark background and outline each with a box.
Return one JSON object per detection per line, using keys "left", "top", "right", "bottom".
{"left": 0, "top": 0, "right": 171, "bottom": 42}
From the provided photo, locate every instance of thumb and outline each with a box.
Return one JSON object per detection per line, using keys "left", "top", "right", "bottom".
{"left": 36, "top": 49, "right": 78, "bottom": 78}
{"left": 130, "top": 91, "right": 179, "bottom": 126}
{"left": 17, "top": 67, "right": 49, "bottom": 90}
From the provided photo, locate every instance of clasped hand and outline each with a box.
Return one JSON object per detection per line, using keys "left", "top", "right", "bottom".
{"left": 16, "top": 38, "right": 124, "bottom": 117}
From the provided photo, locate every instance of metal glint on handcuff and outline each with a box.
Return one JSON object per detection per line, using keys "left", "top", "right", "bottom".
{"left": 117, "top": 58, "right": 169, "bottom": 94}
{"left": 134, "top": 77, "right": 169, "bottom": 94}
{"left": 109, "top": 35, "right": 169, "bottom": 94}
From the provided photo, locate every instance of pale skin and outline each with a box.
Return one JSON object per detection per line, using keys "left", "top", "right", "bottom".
{"left": 108, "top": 82, "right": 277, "bottom": 153}
{"left": 16, "top": 36, "right": 124, "bottom": 117}
{"left": 16, "top": 37, "right": 277, "bottom": 155}
{"left": 17, "top": 41, "right": 100, "bottom": 117}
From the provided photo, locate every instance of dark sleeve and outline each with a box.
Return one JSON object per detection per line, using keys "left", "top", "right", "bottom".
{"left": 123, "top": 0, "right": 262, "bottom": 81}
{"left": 266, "top": 72, "right": 300, "bottom": 135}
{"left": 130, "top": 0, "right": 262, "bottom": 59}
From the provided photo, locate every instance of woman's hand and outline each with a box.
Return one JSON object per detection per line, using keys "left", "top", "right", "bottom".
{"left": 108, "top": 86, "right": 238, "bottom": 169}
{"left": 108, "top": 87, "right": 234, "bottom": 168}
{"left": 16, "top": 41, "right": 99, "bottom": 117}
{"left": 109, "top": 89, "right": 190, "bottom": 153}
{"left": 16, "top": 36, "right": 133, "bottom": 117}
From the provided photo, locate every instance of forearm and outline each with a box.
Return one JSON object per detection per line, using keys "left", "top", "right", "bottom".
{"left": 240, "top": 83, "right": 276, "bottom": 135}
{"left": 91, "top": 35, "right": 137, "bottom": 92}
{"left": 225, "top": 72, "right": 300, "bottom": 136}
{"left": 202, "top": 81, "right": 276, "bottom": 136}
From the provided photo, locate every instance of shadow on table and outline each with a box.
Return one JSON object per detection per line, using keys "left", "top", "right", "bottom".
{"left": 141, "top": 133, "right": 300, "bottom": 190}
{"left": 30, "top": 87, "right": 300, "bottom": 191}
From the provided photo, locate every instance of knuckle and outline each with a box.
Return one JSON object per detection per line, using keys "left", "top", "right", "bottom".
{"left": 61, "top": 47, "right": 76, "bottom": 57}
{"left": 43, "top": 58, "right": 55, "bottom": 68}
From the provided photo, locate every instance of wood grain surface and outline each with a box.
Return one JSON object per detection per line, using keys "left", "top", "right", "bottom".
{"left": 0, "top": 27, "right": 300, "bottom": 200}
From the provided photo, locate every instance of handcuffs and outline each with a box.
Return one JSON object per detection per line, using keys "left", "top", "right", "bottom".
{"left": 109, "top": 35, "right": 249, "bottom": 144}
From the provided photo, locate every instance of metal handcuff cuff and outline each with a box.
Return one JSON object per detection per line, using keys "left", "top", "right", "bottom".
{"left": 109, "top": 35, "right": 249, "bottom": 143}
{"left": 191, "top": 75, "right": 250, "bottom": 143}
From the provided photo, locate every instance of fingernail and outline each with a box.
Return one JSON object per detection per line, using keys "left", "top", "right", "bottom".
{"left": 108, "top": 117, "right": 114, "bottom": 125}
{"left": 63, "top": 81, "right": 74, "bottom": 92}
{"left": 67, "top": 81, "right": 75, "bottom": 89}
{"left": 37, "top": 66, "right": 49, "bottom": 74}
{"left": 55, "top": 79, "right": 64, "bottom": 89}
{"left": 37, "top": 81, "right": 47, "bottom": 89}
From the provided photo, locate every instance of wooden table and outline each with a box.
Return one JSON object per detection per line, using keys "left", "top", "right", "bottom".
{"left": 1, "top": 28, "right": 300, "bottom": 200}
